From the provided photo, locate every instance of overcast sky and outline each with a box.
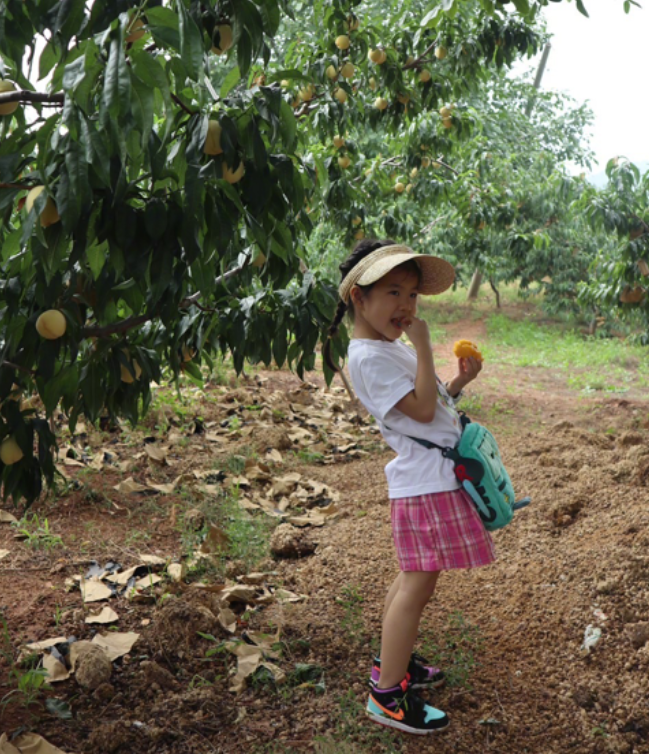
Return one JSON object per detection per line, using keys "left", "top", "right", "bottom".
{"left": 515, "top": 1, "right": 648, "bottom": 174}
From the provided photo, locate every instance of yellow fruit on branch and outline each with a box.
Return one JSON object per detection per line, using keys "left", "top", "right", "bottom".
{"left": 338, "top": 155, "right": 351, "bottom": 169}
{"left": 441, "top": 116, "right": 453, "bottom": 129}
{"left": 0, "top": 437, "right": 23, "bottom": 466}
{"left": 352, "top": 216, "right": 362, "bottom": 226}
{"left": 333, "top": 88, "right": 348, "bottom": 104}
{"left": 406, "top": 183, "right": 413, "bottom": 193}
{"left": 439, "top": 105, "right": 452, "bottom": 118}
{"left": 212, "top": 24, "right": 233, "bottom": 55}
{"left": 421, "top": 157, "right": 430, "bottom": 168}
{"left": 410, "top": 167, "right": 418, "bottom": 179}
{"left": 395, "top": 182, "right": 405, "bottom": 194}
{"left": 222, "top": 160, "right": 245, "bottom": 184}
{"left": 333, "top": 135, "right": 345, "bottom": 149}
{"left": 326, "top": 64, "right": 338, "bottom": 80}
{"left": 354, "top": 229, "right": 365, "bottom": 240}
{"left": 435, "top": 46, "right": 448, "bottom": 60}
{"left": 405, "top": 55, "right": 415, "bottom": 66}
{"left": 368, "top": 48, "right": 387, "bottom": 64}
{"left": 251, "top": 250, "right": 267, "bottom": 268}
{"left": 346, "top": 15, "right": 360, "bottom": 31}
{"left": 368, "top": 76, "right": 378, "bottom": 91}
{"left": 120, "top": 350, "right": 143, "bottom": 384}
{"left": 397, "top": 93, "right": 410, "bottom": 105}
{"left": 374, "top": 97, "right": 388, "bottom": 111}
{"left": 35, "top": 309, "right": 67, "bottom": 340}
{"left": 203, "top": 120, "right": 223, "bottom": 156}
{"left": 419, "top": 69, "right": 431, "bottom": 83}
{"left": 299, "top": 84, "right": 316, "bottom": 101}
{"left": 0, "top": 80, "right": 19, "bottom": 116}
{"left": 25, "top": 186, "right": 60, "bottom": 227}
{"left": 340, "top": 62, "right": 355, "bottom": 79}
{"left": 335, "top": 35, "right": 350, "bottom": 50}
{"left": 453, "top": 339, "right": 483, "bottom": 362}
{"left": 126, "top": 16, "right": 146, "bottom": 43}
{"left": 432, "top": 160, "right": 441, "bottom": 168}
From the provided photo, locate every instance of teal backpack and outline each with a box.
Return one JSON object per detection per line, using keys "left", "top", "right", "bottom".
{"left": 404, "top": 415, "right": 530, "bottom": 531}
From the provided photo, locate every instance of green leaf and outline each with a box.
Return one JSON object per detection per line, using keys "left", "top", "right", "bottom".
{"left": 220, "top": 65, "right": 242, "bottom": 98}
{"left": 1, "top": 229, "right": 21, "bottom": 262}
{"left": 102, "top": 36, "right": 131, "bottom": 121}
{"left": 86, "top": 239, "right": 107, "bottom": 280}
{"left": 575, "top": 0, "right": 589, "bottom": 16}
{"left": 177, "top": 1, "right": 204, "bottom": 81}
{"left": 130, "top": 71, "right": 155, "bottom": 148}
{"left": 278, "top": 99, "right": 297, "bottom": 152}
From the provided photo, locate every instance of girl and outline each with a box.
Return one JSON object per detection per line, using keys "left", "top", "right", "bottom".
{"left": 324, "top": 239, "right": 494, "bottom": 736}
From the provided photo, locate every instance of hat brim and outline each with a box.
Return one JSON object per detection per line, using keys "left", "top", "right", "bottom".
{"left": 356, "top": 252, "right": 455, "bottom": 296}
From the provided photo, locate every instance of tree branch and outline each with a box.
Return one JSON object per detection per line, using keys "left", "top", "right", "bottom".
{"left": 0, "top": 182, "right": 31, "bottom": 191}
{"left": 1, "top": 361, "right": 35, "bottom": 376}
{"left": 81, "top": 313, "right": 153, "bottom": 339}
{"left": 180, "top": 263, "right": 247, "bottom": 308}
{"left": 0, "top": 90, "right": 64, "bottom": 106}
{"left": 171, "top": 93, "right": 197, "bottom": 116}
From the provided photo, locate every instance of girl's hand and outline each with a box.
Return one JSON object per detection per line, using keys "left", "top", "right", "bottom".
{"left": 404, "top": 317, "right": 432, "bottom": 352}
{"left": 457, "top": 355, "right": 482, "bottom": 386}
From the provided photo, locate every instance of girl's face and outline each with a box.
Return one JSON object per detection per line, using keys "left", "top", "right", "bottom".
{"left": 351, "top": 266, "right": 420, "bottom": 341}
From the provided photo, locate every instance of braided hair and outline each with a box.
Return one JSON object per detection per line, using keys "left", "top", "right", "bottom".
{"left": 323, "top": 238, "right": 397, "bottom": 372}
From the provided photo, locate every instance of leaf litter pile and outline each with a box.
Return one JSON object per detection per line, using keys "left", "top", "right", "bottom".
{"left": 1, "top": 368, "right": 649, "bottom": 753}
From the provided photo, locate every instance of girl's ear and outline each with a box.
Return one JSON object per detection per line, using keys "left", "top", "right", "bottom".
{"left": 350, "top": 285, "right": 364, "bottom": 308}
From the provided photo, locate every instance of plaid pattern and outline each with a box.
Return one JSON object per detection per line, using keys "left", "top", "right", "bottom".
{"left": 391, "top": 488, "right": 496, "bottom": 572}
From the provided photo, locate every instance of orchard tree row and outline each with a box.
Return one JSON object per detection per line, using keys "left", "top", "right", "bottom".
{"left": 0, "top": 0, "right": 641, "bottom": 503}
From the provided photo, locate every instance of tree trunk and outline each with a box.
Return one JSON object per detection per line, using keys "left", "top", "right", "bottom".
{"left": 489, "top": 278, "right": 501, "bottom": 308}
{"left": 467, "top": 271, "right": 483, "bottom": 300}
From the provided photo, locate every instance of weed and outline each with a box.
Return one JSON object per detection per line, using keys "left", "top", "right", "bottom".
{"left": 296, "top": 449, "right": 325, "bottom": 464}
{"left": 419, "top": 611, "right": 484, "bottom": 689}
{"left": 0, "top": 619, "right": 51, "bottom": 713}
{"left": 323, "top": 689, "right": 402, "bottom": 753}
{"left": 486, "top": 313, "right": 649, "bottom": 392}
{"left": 336, "top": 585, "right": 365, "bottom": 644}
{"left": 12, "top": 514, "right": 63, "bottom": 550}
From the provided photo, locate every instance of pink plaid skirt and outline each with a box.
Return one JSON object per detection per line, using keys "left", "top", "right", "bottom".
{"left": 391, "top": 488, "right": 496, "bottom": 572}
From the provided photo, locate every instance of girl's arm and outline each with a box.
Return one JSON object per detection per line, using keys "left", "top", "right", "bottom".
{"left": 394, "top": 317, "right": 437, "bottom": 423}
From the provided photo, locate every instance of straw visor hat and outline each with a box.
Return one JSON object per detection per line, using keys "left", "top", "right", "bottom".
{"left": 338, "top": 244, "right": 455, "bottom": 304}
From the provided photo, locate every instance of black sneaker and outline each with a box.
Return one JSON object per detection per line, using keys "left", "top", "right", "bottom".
{"left": 366, "top": 677, "right": 450, "bottom": 735}
{"left": 370, "top": 652, "right": 446, "bottom": 690}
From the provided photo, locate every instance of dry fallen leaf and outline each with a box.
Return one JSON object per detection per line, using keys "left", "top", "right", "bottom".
{"left": 167, "top": 563, "right": 185, "bottom": 582}
{"left": 0, "top": 549, "right": 10, "bottom": 561}
{"left": 80, "top": 579, "right": 113, "bottom": 603}
{"left": 218, "top": 607, "right": 237, "bottom": 633}
{"left": 25, "top": 637, "right": 68, "bottom": 652}
{"left": 91, "top": 631, "right": 139, "bottom": 661}
{"left": 43, "top": 653, "right": 70, "bottom": 682}
{"left": 145, "top": 475, "right": 182, "bottom": 494}
{"left": 220, "top": 584, "right": 259, "bottom": 604}
{"left": 85, "top": 606, "right": 119, "bottom": 624}
{"left": 0, "top": 732, "right": 72, "bottom": 754}
{"left": 113, "top": 477, "right": 149, "bottom": 494}
{"left": 144, "top": 444, "right": 168, "bottom": 465}
{"left": 0, "top": 510, "right": 18, "bottom": 524}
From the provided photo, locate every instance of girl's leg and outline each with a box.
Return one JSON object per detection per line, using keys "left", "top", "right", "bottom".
{"left": 382, "top": 572, "right": 403, "bottom": 623}
{"left": 377, "top": 570, "right": 440, "bottom": 690}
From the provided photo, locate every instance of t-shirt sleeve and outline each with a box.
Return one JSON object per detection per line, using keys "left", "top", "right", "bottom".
{"left": 356, "top": 354, "right": 415, "bottom": 422}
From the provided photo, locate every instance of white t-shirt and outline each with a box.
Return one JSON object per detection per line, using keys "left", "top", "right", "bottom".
{"left": 348, "top": 338, "right": 462, "bottom": 498}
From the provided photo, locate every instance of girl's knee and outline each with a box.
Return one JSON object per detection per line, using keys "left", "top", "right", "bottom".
{"left": 400, "top": 570, "right": 439, "bottom": 604}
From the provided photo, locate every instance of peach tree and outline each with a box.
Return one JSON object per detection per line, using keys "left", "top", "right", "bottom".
{"left": 0, "top": 0, "right": 629, "bottom": 502}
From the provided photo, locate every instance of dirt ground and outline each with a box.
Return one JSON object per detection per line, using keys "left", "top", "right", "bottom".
{"left": 2, "top": 308, "right": 649, "bottom": 754}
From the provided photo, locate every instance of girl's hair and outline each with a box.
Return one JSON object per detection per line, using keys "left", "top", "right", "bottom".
{"left": 323, "top": 238, "right": 420, "bottom": 372}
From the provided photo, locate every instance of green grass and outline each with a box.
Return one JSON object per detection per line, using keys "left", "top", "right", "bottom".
{"left": 485, "top": 313, "right": 649, "bottom": 393}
